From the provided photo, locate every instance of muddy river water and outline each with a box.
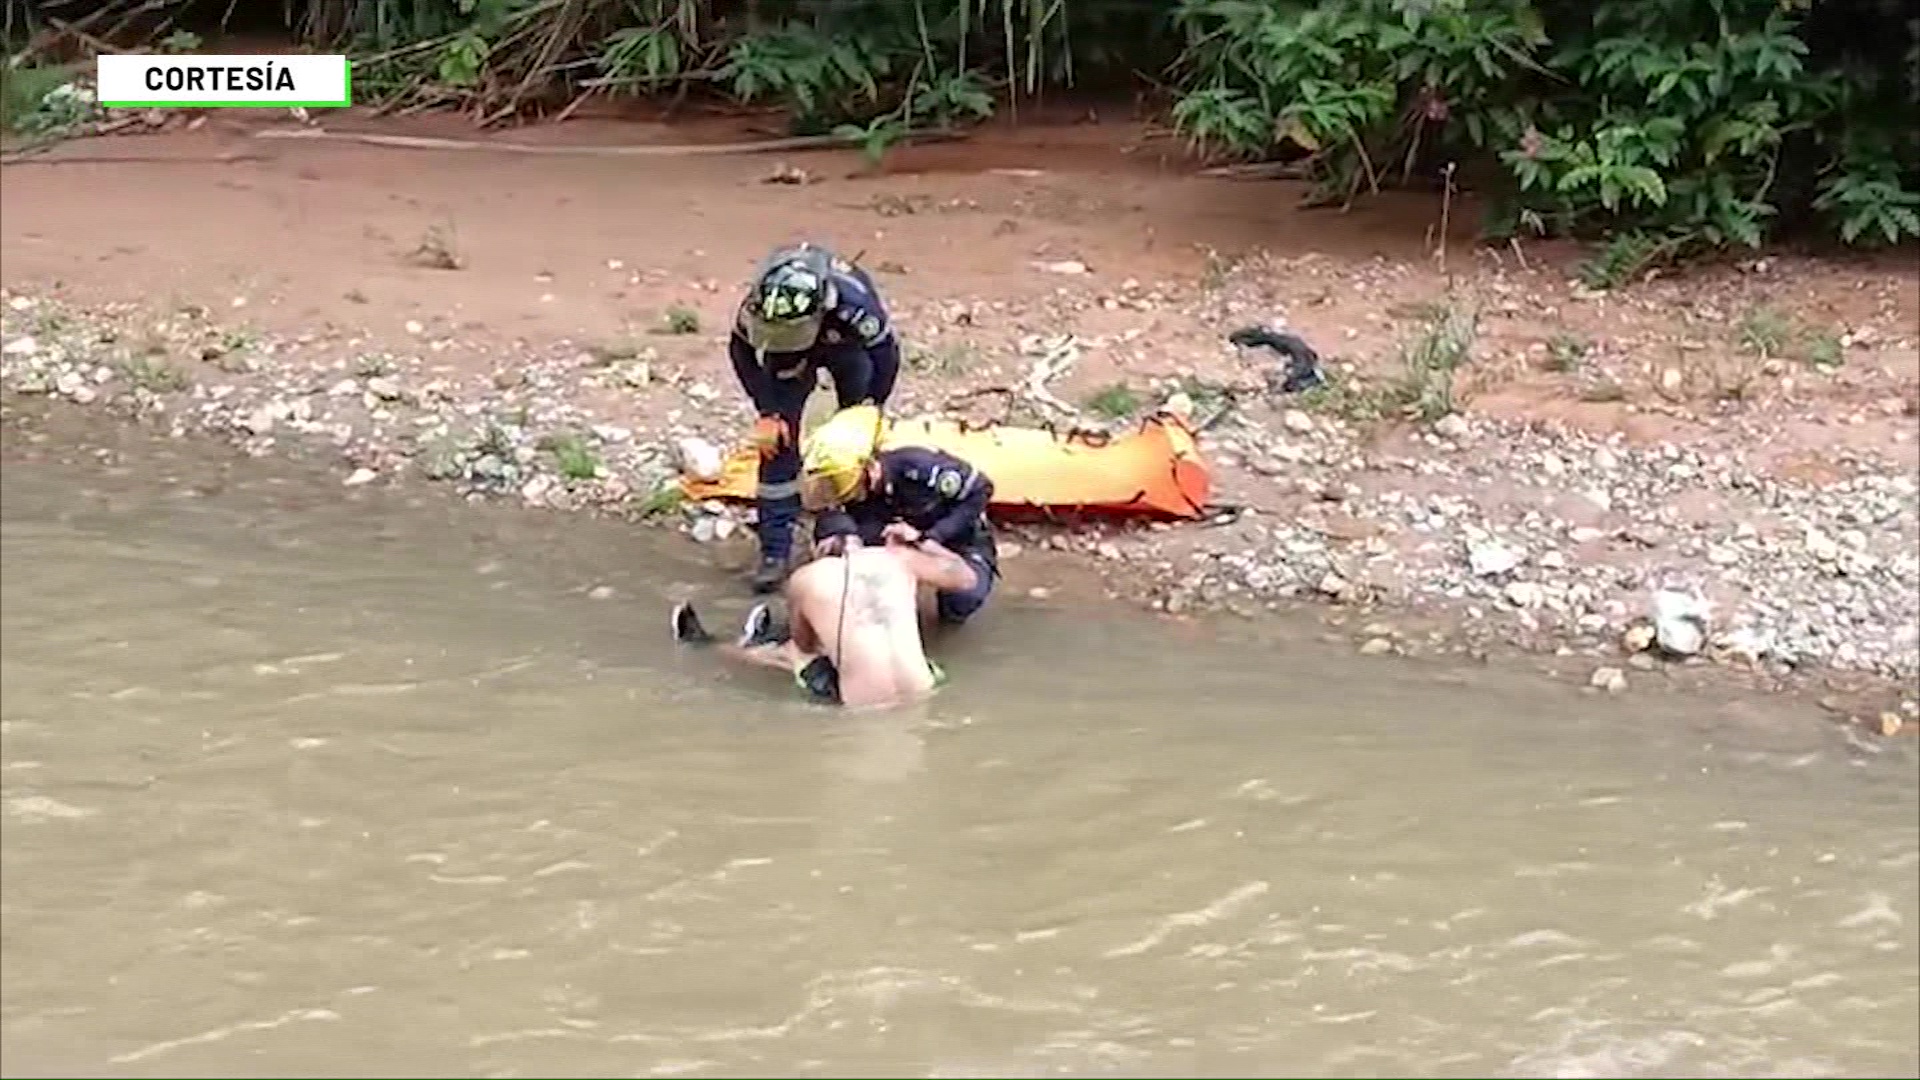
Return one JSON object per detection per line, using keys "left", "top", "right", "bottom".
{"left": 1, "top": 411, "right": 1915, "bottom": 1078}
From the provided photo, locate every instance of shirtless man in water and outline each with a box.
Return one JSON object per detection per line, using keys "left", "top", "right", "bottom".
{"left": 671, "top": 534, "right": 961, "bottom": 709}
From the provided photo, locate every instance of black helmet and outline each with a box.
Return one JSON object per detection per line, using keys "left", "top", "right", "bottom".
{"left": 739, "top": 244, "right": 838, "bottom": 354}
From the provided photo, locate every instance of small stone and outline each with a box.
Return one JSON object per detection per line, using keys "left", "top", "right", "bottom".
{"left": 1432, "top": 413, "right": 1470, "bottom": 440}
{"left": 1503, "top": 581, "right": 1544, "bottom": 608}
{"left": 2, "top": 335, "right": 37, "bottom": 356}
{"left": 342, "top": 467, "right": 377, "bottom": 486}
{"left": 238, "top": 404, "right": 279, "bottom": 435}
{"left": 673, "top": 436, "right": 724, "bottom": 482}
{"left": 1713, "top": 627, "right": 1771, "bottom": 663}
{"left": 1590, "top": 666, "right": 1628, "bottom": 693}
{"left": 520, "top": 473, "right": 557, "bottom": 507}
{"left": 1570, "top": 526, "right": 1606, "bottom": 544}
{"left": 327, "top": 378, "right": 359, "bottom": 396}
{"left": 588, "top": 585, "right": 615, "bottom": 600}
{"left": 1660, "top": 368, "right": 1684, "bottom": 393}
{"left": 1028, "top": 587, "right": 1052, "bottom": 600}
{"left": 1359, "top": 637, "right": 1394, "bottom": 656}
{"left": 1707, "top": 546, "right": 1740, "bottom": 567}
{"left": 1538, "top": 550, "right": 1568, "bottom": 570}
{"left": 1282, "top": 409, "right": 1315, "bottom": 434}
{"left": 364, "top": 375, "right": 404, "bottom": 401}
{"left": 1651, "top": 589, "right": 1710, "bottom": 656}
{"left": 1034, "top": 260, "right": 1089, "bottom": 275}
{"left": 1315, "top": 571, "right": 1351, "bottom": 599}
{"left": 1095, "top": 542, "right": 1123, "bottom": 560}
{"left": 1878, "top": 712, "right": 1904, "bottom": 737}
{"left": 404, "top": 320, "right": 425, "bottom": 336}
{"left": 1468, "top": 540, "right": 1523, "bottom": 577}
{"left": 1627, "top": 653, "right": 1658, "bottom": 671}
{"left": 1621, "top": 624, "right": 1656, "bottom": 653}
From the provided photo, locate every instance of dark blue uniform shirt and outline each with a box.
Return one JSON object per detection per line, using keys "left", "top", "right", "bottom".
{"left": 816, "top": 446, "right": 994, "bottom": 553}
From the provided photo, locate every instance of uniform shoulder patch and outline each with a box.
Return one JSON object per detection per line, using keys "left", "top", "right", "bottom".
{"left": 934, "top": 468, "right": 964, "bottom": 497}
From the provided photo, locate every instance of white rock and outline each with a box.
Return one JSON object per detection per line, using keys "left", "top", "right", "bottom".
{"left": 1590, "top": 666, "right": 1628, "bottom": 693}
{"left": 365, "top": 375, "right": 404, "bottom": 401}
{"left": 1651, "top": 589, "right": 1711, "bottom": 656}
{"left": 1504, "top": 581, "right": 1545, "bottom": 608}
{"left": 689, "top": 515, "right": 720, "bottom": 543}
{"left": 327, "top": 378, "right": 359, "bottom": 396}
{"left": 1316, "top": 571, "right": 1351, "bottom": 599}
{"left": 342, "top": 467, "right": 378, "bottom": 487}
{"left": 674, "top": 436, "right": 724, "bottom": 482}
{"left": 404, "top": 320, "right": 425, "bottom": 336}
{"left": 1707, "top": 546, "right": 1741, "bottom": 566}
{"left": 54, "top": 370, "right": 93, "bottom": 402}
{"left": 1468, "top": 540, "right": 1523, "bottom": 577}
{"left": 238, "top": 404, "right": 280, "bottom": 435}
{"left": 1433, "top": 413, "right": 1470, "bottom": 440}
{"left": 1714, "top": 626, "right": 1771, "bottom": 663}
{"left": 1033, "top": 260, "right": 1089, "bottom": 275}
{"left": 519, "top": 473, "right": 556, "bottom": 507}
{"left": 2, "top": 335, "right": 37, "bottom": 356}
{"left": 1282, "top": 409, "right": 1314, "bottom": 434}
{"left": 1569, "top": 526, "right": 1606, "bottom": 544}
{"left": 1803, "top": 527, "right": 1840, "bottom": 563}
{"left": 1538, "top": 550, "right": 1568, "bottom": 570}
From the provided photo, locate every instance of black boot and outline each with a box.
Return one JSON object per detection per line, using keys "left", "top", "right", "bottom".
{"left": 748, "top": 554, "right": 789, "bottom": 594}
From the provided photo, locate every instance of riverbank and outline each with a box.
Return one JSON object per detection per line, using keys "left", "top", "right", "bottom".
{"left": 2, "top": 117, "right": 1916, "bottom": 730}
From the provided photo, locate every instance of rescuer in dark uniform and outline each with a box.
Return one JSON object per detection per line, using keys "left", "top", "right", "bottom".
{"left": 730, "top": 243, "right": 901, "bottom": 593}
{"left": 798, "top": 405, "right": 999, "bottom": 628}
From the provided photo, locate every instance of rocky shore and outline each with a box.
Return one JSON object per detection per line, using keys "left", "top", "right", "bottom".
{"left": 3, "top": 278, "right": 1915, "bottom": 733}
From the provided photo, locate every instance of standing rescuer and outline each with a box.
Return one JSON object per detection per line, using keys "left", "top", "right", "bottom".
{"left": 730, "top": 243, "right": 901, "bottom": 593}
{"left": 800, "top": 405, "right": 1000, "bottom": 629}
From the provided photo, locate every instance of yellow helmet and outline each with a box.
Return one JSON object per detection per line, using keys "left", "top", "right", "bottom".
{"left": 801, "top": 404, "right": 886, "bottom": 502}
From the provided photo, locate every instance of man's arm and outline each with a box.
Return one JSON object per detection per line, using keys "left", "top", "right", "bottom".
{"left": 728, "top": 332, "right": 778, "bottom": 415}
{"left": 885, "top": 537, "right": 981, "bottom": 594}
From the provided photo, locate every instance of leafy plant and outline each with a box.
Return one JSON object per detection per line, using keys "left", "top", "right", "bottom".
{"left": 1167, "top": 0, "right": 1919, "bottom": 265}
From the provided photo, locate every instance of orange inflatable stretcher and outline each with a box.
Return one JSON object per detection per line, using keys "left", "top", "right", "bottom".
{"left": 678, "top": 412, "right": 1212, "bottom": 520}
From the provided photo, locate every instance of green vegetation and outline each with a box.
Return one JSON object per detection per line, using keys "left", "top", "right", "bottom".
{"left": 659, "top": 304, "right": 701, "bottom": 335}
{"left": 8, "top": 0, "right": 1912, "bottom": 271}
{"left": 1084, "top": 381, "right": 1143, "bottom": 419}
{"left": 1302, "top": 297, "right": 1477, "bottom": 424}
{"left": 539, "top": 430, "right": 602, "bottom": 480}
{"left": 2, "top": 61, "right": 90, "bottom": 139}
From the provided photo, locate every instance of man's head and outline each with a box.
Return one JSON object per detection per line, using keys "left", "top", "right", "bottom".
{"left": 800, "top": 404, "right": 886, "bottom": 510}
{"left": 739, "top": 244, "right": 836, "bottom": 355}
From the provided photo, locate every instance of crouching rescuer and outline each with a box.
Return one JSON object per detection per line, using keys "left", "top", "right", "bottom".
{"left": 799, "top": 405, "right": 999, "bottom": 628}
{"left": 730, "top": 243, "right": 901, "bottom": 593}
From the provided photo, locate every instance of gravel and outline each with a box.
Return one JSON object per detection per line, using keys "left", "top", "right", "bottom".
{"left": 4, "top": 285, "right": 1917, "bottom": 698}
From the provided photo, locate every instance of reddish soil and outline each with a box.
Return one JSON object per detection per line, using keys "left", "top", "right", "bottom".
{"left": 4, "top": 107, "right": 1917, "bottom": 470}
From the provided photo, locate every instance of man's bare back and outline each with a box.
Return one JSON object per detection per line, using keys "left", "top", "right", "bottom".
{"left": 671, "top": 540, "right": 939, "bottom": 710}
{"left": 784, "top": 546, "right": 936, "bottom": 708}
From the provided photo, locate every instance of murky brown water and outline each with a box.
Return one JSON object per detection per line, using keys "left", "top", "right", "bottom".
{"left": 2, "top": 410, "right": 1917, "bottom": 1079}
